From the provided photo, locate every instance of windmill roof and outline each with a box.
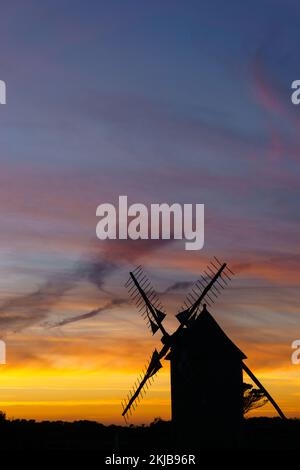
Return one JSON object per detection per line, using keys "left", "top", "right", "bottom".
{"left": 168, "top": 305, "right": 247, "bottom": 360}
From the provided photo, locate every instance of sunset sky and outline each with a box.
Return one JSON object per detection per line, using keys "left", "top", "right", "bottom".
{"left": 0, "top": 0, "right": 300, "bottom": 424}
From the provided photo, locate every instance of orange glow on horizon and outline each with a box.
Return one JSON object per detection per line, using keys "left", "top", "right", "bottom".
{"left": 0, "top": 358, "right": 299, "bottom": 423}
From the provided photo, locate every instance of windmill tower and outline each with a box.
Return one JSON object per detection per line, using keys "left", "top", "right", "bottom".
{"left": 167, "top": 304, "right": 246, "bottom": 448}
{"left": 122, "top": 258, "right": 286, "bottom": 449}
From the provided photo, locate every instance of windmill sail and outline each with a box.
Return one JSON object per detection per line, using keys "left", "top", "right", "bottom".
{"left": 121, "top": 349, "right": 162, "bottom": 420}
{"left": 176, "top": 258, "right": 233, "bottom": 325}
{"left": 126, "top": 266, "right": 168, "bottom": 338}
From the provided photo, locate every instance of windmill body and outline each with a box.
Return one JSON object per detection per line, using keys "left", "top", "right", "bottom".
{"left": 167, "top": 305, "right": 246, "bottom": 448}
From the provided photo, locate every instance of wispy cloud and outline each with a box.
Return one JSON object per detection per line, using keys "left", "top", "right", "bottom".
{"left": 0, "top": 239, "right": 171, "bottom": 332}
{"left": 48, "top": 299, "right": 127, "bottom": 328}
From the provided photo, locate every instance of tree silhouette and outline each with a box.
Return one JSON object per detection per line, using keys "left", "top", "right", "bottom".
{"left": 243, "top": 383, "right": 268, "bottom": 415}
{"left": 0, "top": 411, "right": 6, "bottom": 425}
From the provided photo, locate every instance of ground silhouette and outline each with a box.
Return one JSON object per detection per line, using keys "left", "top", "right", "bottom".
{"left": 0, "top": 414, "right": 299, "bottom": 451}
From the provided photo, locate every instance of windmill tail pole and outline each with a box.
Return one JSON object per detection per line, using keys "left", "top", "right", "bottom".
{"left": 242, "top": 362, "right": 286, "bottom": 420}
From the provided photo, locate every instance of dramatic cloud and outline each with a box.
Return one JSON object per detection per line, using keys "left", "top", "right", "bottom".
{"left": 0, "top": 239, "right": 171, "bottom": 332}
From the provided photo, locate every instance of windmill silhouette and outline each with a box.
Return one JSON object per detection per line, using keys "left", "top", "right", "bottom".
{"left": 122, "top": 258, "right": 286, "bottom": 448}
